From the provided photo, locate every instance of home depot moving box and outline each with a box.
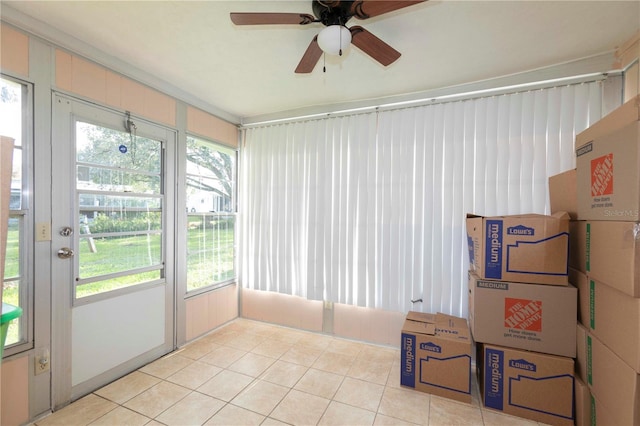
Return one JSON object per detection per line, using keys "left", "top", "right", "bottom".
{"left": 571, "top": 268, "right": 640, "bottom": 373}
{"left": 466, "top": 212, "right": 570, "bottom": 286}
{"left": 549, "top": 169, "right": 577, "bottom": 219}
{"left": 477, "top": 343, "right": 575, "bottom": 426}
{"left": 568, "top": 221, "right": 587, "bottom": 273}
{"left": 468, "top": 272, "right": 577, "bottom": 357}
{"left": 585, "top": 332, "right": 640, "bottom": 426}
{"left": 575, "top": 95, "right": 640, "bottom": 221}
{"left": 400, "top": 312, "right": 472, "bottom": 403}
{"left": 569, "top": 220, "right": 640, "bottom": 297}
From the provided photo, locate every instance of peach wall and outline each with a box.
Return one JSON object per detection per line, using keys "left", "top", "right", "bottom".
{"left": 0, "top": 24, "right": 29, "bottom": 77}
{"left": 241, "top": 288, "right": 405, "bottom": 347}
{"left": 614, "top": 30, "right": 640, "bottom": 102}
{"left": 185, "top": 284, "right": 239, "bottom": 341}
{"left": 241, "top": 288, "right": 324, "bottom": 332}
{"left": 1, "top": 355, "right": 29, "bottom": 426}
{"left": 55, "top": 50, "right": 176, "bottom": 127}
{"left": 187, "top": 106, "right": 238, "bottom": 148}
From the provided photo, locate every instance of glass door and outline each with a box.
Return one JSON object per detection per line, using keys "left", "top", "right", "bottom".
{"left": 51, "top": 94, "right": 176, "bottom": 406}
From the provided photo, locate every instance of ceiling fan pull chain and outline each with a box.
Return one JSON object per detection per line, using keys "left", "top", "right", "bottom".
{"left": 323, "top": 53, "right": 326, "bottom": 73}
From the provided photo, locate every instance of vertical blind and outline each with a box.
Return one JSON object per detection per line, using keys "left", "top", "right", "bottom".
{"left": 240, "top": 81, "right": 602, "bottom": 318}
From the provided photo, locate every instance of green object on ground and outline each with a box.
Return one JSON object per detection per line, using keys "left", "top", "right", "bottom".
{"left": 1, "top": 302, "right": 23, "bottom": 359}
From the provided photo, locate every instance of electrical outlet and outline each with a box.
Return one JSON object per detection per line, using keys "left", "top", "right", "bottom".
{"left": 35, "top": 349, "right": 50, "bottom": 375}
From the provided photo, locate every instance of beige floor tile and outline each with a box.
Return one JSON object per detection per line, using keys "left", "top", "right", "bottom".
{"left": 319, "top": 401, "right": 376, "bottom": 426}
{"left": 176, "top": 338, "right": 221, "bottom": 360}
{"left": 144, "top": 421, "right": 165, "bottom": 426}
{"left": 205, "top": 329, "right": 240, "bottom": 345}
{"left": 228, "top": 352, "right": 276, "bottom": 377}
{"left": 138, "top": 353, "right": 193, "bottom": 379}
{"left": 270, "top": 389, "right": 330, "bottom": 425}
{"left": 347, "top": 359, "right": 393, "bottom": 385}
{"left": 224, "top": 332, "right": 267, "bottom": 351}
{"left": 261, "top": 417, "right": 291, "bottom": 426}
{"left": 294, "top": 368, "right": 345, "bottom": 399}
{"left": 297, "top": 333, "right": 333, "bottom": 351}
{"left": 36, "top": 394, "right": 117, "bottom": 426}
{"left": 333, "top": 377, "right": 384, "bottom": 412}
{"left": 429, "top": 396, "right": 483, "bottom": 426}
{"left": 122, "top": 381, "right": 190, "bottom": 419}
{"left": 480, "top": 408, "right": 539, "bottom": 425}
{"left": 377, "top": 386, "right": 430, "bottom": 425}
{"left": 230, "top": 380, "right": 290, "bottom": 416}
{"left": 270, "top": 327, "right": 307, "bottom": 344}
{"left": 373, "top": 413, "right": 419, "bottom": 425}
{"left": 166, "top": 360, "right": 222, "bottom": 389}
{"left": 386, "top": 361, "right": 401, "bottom": 389}
{"left": 260, "top": 359, "right": 308, "bottom": 387}
{"left": 203, "top": 404, "right": 265, "bottom": 425}
{"left": 199, "top": 345, "right": 247, "bottom": 368}
{"left": 197, "top": 369, "right": 254, "bottom": 402}
{"left": 326, "top": 338, "right": 364, "bottom": 357}
{"left": 251, "top": 338, "right": 293, "bottom": 359}
{"left": 94, "top": 371, "right": 161, "bottom": 405}
{"left": 280, "top": 345, "right": 323, "bottom": 367}
{"left": 88, "top": 406, "right": 150, "bottom": 426}
{"left": 155, "top": 391, "right": 225, "bottom": 425}
{"left": 313, "top": 351, "right": 356, "bottom": 375}
{"left": 358, "top": 345, "right": 399, "bottom": 364}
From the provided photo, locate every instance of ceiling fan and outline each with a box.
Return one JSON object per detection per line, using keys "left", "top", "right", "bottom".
{"left": 230, "top": 0, "right": 427, "bottom": 73}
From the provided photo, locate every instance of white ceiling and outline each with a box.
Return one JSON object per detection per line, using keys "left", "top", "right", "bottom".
{"left": 3, "top": 1, "right": 640, "bottom": 124}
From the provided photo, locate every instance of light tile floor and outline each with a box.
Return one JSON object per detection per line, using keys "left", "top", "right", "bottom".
{"left": 34, "top": 318, "right": 546, "bottom": 426}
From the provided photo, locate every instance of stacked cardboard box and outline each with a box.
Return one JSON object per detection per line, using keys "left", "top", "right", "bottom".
{"left": 400, "top": 311, "right": 473, "bottom": 403}
{"left": 465, "top": 212, "right": 577, "bottom": 425}
{"left": 554, "top": 95, "right": 640, "bottom": 426}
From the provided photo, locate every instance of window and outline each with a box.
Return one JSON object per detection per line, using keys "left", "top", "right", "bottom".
{"left": 75, "top": 121, "right": 164, "bottom": 299}
{"left": 1, "top": 76, "right": 32, "bottom": 353}
{"left": 185, "top": 136, "right": 236, "bottom": 292}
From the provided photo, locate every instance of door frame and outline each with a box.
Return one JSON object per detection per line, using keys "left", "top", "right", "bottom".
{"left": 50, "top": 93, "right": 177, "bottom": 408}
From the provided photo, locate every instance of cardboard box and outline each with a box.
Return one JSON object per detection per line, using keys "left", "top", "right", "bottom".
{"left": 574, "top": 377, "right": 591, "bottom": 426}
{"left": 568, "top": 221, "right": 587, "bottom": 273}
{"left": 468, "top": 272, "right": 577, "bottom": 357}
{"left": 400, "top": 312, "right": 472, "bottom": 403}
{"left": 586, "top": 332, "right": 640, "bottom": 426}
{"left": 571, "top": 268, "right": 640, "bottom": 373}
{"left": 575, "top": 96, "right": 640, "bottom": 221}
{"left": 588, "top": 221, "right": 640, "bottom": 298}
{"left": 575, "top": 323, "right": 588, "bottom": 383}
{"left": 466, "top": 212, "right": 570, "bottom": 286}
{"left": 549, "top": 169, "right": 577, "bottom": 219}
{"left": 477, "top": 343, "right": 575, "bottom": 426}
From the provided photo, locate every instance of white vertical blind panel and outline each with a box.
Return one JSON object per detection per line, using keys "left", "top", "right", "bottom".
{"left": 241, "top": 82, "right": 602, "bottom": 317}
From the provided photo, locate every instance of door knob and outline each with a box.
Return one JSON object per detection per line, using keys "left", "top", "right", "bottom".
{"left": 57, "top": 247, "right": 74, "bottom": 259}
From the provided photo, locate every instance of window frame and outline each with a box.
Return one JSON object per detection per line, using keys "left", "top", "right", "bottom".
{"left": 184, "top": 134, "right": 237, "bottom": 297}
{"left": 1, "top": 74, "right": 34, "bottom": 356}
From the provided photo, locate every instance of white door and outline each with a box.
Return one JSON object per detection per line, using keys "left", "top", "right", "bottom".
{"left": 51, "top": 94, "right": 176, "bottom": 407}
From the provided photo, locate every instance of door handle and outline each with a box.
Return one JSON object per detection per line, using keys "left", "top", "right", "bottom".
{"left": 57, "top": 247, "right": 74, "bottom": 259}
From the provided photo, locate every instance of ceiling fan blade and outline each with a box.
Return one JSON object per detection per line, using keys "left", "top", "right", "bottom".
{"left": 230, "top": 12, "right": 316, "bottom": 25}
{"left": 295, "top": 36, "right": 323, "bottom": 73}
{"left": 349, "top": 26, "right": 401, "bottom": 66}
{"left": 351, "top": 0, "right": 427, "bottom": 19}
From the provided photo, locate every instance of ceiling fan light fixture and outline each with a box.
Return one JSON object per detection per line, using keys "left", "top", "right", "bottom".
{"left": 317, "top": 25, "right": 351, "bottom": 56}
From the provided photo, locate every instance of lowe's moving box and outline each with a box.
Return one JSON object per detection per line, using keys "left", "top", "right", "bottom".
{"left": 468, "top": 272, "right": 577, "bottom": 357}
{"left": 477, "top": 343, "right": 575, "bottom": 426}
{"left": 571, "top": 268, "right": 640, "bottom": 373}
{"left": 575, "top": 95, "right": 640, "bottom": 222}
{"left": 549, "top": 169, "right": 577, "bottom": 219}
{"left": 400, "top": 312, "right": 472, "bottom": 403}
{"left": 466, "top": 212, "right": 570, "bottom": 286}
{"left": 584, "top": 331, "right": 640, "bottom": 426}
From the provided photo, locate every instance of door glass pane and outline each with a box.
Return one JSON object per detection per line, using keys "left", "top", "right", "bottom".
{"left": 75, "top": 121, "right": 164, "bottom": 299}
